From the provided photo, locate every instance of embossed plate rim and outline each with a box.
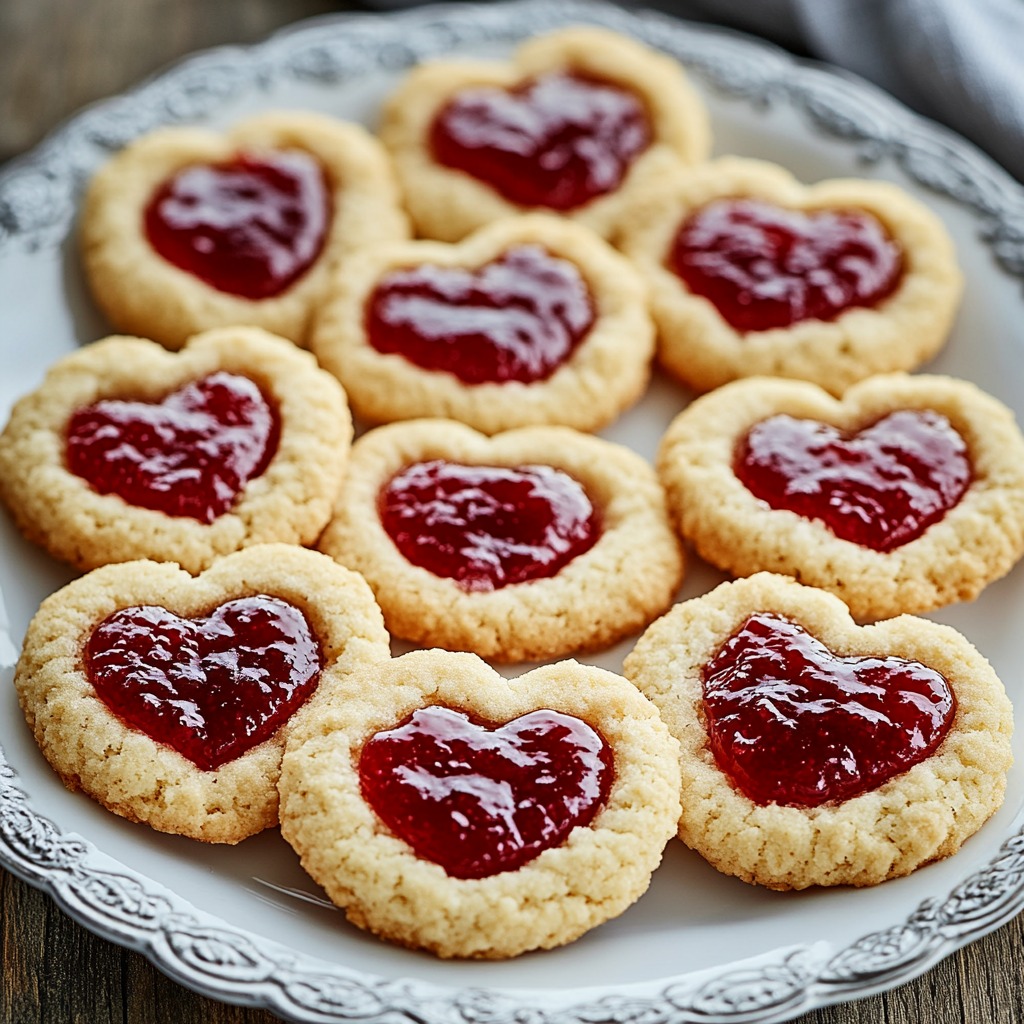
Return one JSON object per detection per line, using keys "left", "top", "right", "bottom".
{"left": 2, "top": 2, "right": 1024, "bottom": 1021}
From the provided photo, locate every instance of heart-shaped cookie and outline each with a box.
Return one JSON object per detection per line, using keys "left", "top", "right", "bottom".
{"left": 617, "top": 157, "right": 962, "bottom": 395}
{"left": 14, "top": 545, "right": 389, "bottom": 843}
{"left": 379, "top": 26, "right": 710, "bottom": 241}
{"left": 624, "top": 573, "right": 1013, "bottom": 890}
{"left": 0, "top": 326, "right": 351, "bottom": 573}
{"left": 311, "top": 214, "right": 654, "bottom": 434}
{"left": 278, "top": 648, "right": 681, "bottom": 958}
{"left": 657, "top": 373, "right": 1024, "bottom": 620}
{"left": 317, "top": 418, "right": 683, "bottom": 661}
{"left": 80, "top": 110, "right": 409, "bottom": 350}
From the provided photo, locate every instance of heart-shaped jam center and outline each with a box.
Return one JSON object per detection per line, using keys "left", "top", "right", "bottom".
{"left": 431, "top": 71, "right": 652, "bottom": 211}
{"left": 669, "top": 198, "right": 903, "bottom": 331}
{"left": 359, "top": 705, "right": 614, "bottom": 878}
{"left": 703, "top": 613, "right": 955, "bottom": 807}
{"left": 66, "top": 371, "right": 279, "bottom": 524}
{"left": 144, "top": 150, "right": 330, "bottom": 299}
{"left": 379, "top": 459, "right": 600, "bottom": 591}
{"left": 365, "top": 245, "right": 595, "bottom": 384}
{"left": 734, "top": 409, "right": 971, "bottom": 551}
{"left": 86, "top": 596, "right": 322, "bottom": 771}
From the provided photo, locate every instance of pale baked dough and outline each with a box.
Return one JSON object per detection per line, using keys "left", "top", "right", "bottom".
{"left": 318, "top": 418, "right": 684, "bottom": 662}
{"left": 311, "top": 214, "right": 655, "bottom": 434}
{"left": 623, "top": 573, "right": 1013, "bottom": 890}
{"left": 379, "top": 26, "right": 711, "bottom": 241}
{"left": 0, "top": 327, "right": 352, "bottom": 573}
{"left": 616, "top": 157, "right": 963, "bottom": 394}
{"left": 14, "top": 545, "right": 390, "bottom": 844}
{"left": 80, "top": 110, "right": 410, "bottom": 350}
{"left": 278, "top": 648, "right": 681, "bottom": 958}
{"left": 657, "top": 374, "right": 1024, "bottom": 620}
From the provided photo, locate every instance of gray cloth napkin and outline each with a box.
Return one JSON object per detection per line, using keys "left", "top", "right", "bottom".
{"left": 631, "top": 0, "right": 1024, "bottom": 182}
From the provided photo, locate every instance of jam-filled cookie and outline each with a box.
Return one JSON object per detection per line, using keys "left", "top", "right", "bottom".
{"left": 623, "top": 573, "right": 1013, "bottom": 890}
{"left": 657, "top": 374, "right": 1024, "bottom": 620}
{"left": 379, "top": 26, "right": 710, "bottom": 242}
{"left": 279, "top": 648, "right": 681, "bottom": 958}
{"left": 317, "top": 419, "right": 684, "bottom": 662}
{"left": 80, "top": 111, "right": 409, "bottom": 350}
{"left": 616, "top": 157, "right": 962, "bottom": 394}
{"left": 14, "top": 545, "right": 390, "bottom": 844}
{"left": 311, "top": 214, "right": 654, "bottom": 434}
{"left": 0, "top": 326, "right": 351, "bottom": 573}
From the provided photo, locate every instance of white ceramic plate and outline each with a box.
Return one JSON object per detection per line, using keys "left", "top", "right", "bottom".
{"left": 3, "top": 2, "right": 1024, "bottom": 1021}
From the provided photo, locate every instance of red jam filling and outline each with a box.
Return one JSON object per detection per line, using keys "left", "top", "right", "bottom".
{"left": 359, "top": 705, "right": 614, "bottom": 878}
{"left": 669, "top": 198, "right": 904, "bottom": 331}
{"left": 702, "top": 613, "right": 955, "bottom": 807}
{"left": 85, "top": 596, "right": 322, "bottom": 772}
{"left": 734, "top": 409, "right": 971, "bottom": 551}
{"left": 365, "top": 245, "right": 595, "bottom": 384}
{"left": 378, "top": 459, "right": 600, "bottom": 591}
{"left": 430, "top": 71, "right": 652, "bottom": 211}
{"left": 66, "top": 371, "right": 279, "bottom": 525}
{"left": 144, "top": 150, "right": 330, "bottom": 299}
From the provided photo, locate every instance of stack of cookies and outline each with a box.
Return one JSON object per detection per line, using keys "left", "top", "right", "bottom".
{"left": 0, "top": 24, "right": 1019, "bottom": 960}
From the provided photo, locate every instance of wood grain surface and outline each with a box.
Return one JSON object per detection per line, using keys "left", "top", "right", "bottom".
{"left": 1, "top": 1, "right": 1022, "bottom": 1022}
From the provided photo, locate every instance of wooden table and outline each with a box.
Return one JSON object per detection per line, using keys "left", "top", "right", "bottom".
{"left": 1, "top": 1, "right": 1022, "bottom": 1022}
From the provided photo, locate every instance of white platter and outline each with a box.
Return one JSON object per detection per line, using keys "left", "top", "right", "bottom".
{"left": 2, "top": 2, "right": 1024, "bottom": 1021}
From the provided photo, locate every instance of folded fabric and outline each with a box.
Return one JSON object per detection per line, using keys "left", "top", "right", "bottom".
{"left": 632, "top": 0, "right": 1024, "bottom": 183}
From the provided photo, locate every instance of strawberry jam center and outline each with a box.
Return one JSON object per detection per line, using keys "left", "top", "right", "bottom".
{"left": 365, "top": 245, "right": 595, "bottom": 384}
{"left": 144, "top": 150, "right": 330, "bottom": 299}
{"left": 703, "top": 613, "right": 955, "bottom": 807}
{"left": 378, "top": 459, "right": 600, "bottom": 591}
{"left": 66, "top": 371, "right": 279, "bottom": 524}
{"left": 86, "top": 596, "right": 322, "bottom": 772}
{"left": 669, "top": 198, "right": 903, "bottom": 331}
{"left": 735, "top": 409, "right": 971, "bottom": 551}
{"left": 359, "top": 705, "right": 614, "bottom": 878}
{"left": 430, "top": 71, "right": 652, "bottom": 211}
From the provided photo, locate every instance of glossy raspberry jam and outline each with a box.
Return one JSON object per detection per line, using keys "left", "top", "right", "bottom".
{"left": 359, "top": 705, "right": 614, "bottom": 878}
{"left": 66, "top": 371, "right": 279, "bottom": 524}
{"left": 702, "top": 613, "right": 955, "bottom": 807}
{"left": 669, "top": 198, "right": 903, "bottom": 331}
{"left": 144, "top": 150, "right": 330, "bottom": 299}
{"left": 365, "top": 245, "right": 595, "bottom": 384}
{"left": 735, "top": 409, "right": 971, "bottom": 551}
{"left": 86, "top": 596, "right": 322, "bottom": 771}
{"left": 378, "top": 459, "right": 600, "bottom": 591}
{"left": 430, "top": 71, "right": 652, "bottom": 211}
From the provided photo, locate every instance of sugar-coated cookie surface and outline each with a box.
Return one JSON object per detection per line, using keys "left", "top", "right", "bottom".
{"left": 658, "top": 374, "right": 1024, "bottom": 620}
{"left": 0, "top": 327, "right": 352, "bottom": 573}
{"left": 616, "top": 157, "right": 962, "bottom": 394}
{"left": 379, "top": 26, "right": 710, "bottom": 242}
{"left": 311, "top": 214, "right": 655, "bottom": 434}
{"left": 623, "top": 573, "right": 1013, "bottom": 890}
{"left": 14, "top": 545, "right": 390, "bottom": 844}
{"left": 317, "top": 418, "right": 684, "bottom": 661}
{"left": 278, "top": 648, "right": 681, "bottom": 958}
{"left": 80, "top": 111, "right": 409, "bottom": 350}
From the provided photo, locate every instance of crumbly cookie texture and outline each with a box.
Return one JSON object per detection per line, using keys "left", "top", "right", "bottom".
{"left": 0, "top": 326, "right": 352, "bottom": 573}
{"left": 310, "top": 214, "right": 655, "bottom": 434}
{"left": 279, "top": 648, "right": 681, "bottom": 958}
{"left": 616, "top": 157, "right": 963, "bottom": 394}
{"left": 623, "top": 573, "right": 1013, "bottom": 890}
{"left": 317, "top": 418, "right": 684, "bottom": 662}
{"left": 378, "top": 26, "right": 710, "bottom": 242}
{"left": 658, "top": 374, "right": 1024, "bottom": 620}
{"left": 14, "top": 545, "right": 390, "bottom": 844}
{"left": 80, "top": 110, "right": 409, "bottom": 350}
